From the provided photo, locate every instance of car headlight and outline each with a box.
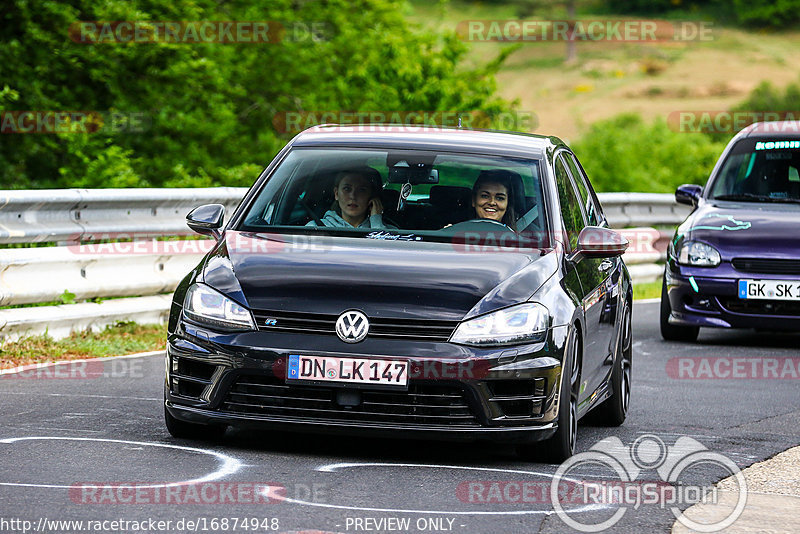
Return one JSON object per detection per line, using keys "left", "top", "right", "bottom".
{"left": 450, "top": 303, "right": 549, "bottom": 346}
{"left": 677, "top": 241, "right": 721, "bottom": 267}
{"left": 183, "top": 283, "right": 255, "bottom": 331}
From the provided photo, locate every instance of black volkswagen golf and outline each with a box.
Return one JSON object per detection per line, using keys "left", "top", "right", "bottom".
{"left": 165, "top": 125, "right": 632, "bottom": 461}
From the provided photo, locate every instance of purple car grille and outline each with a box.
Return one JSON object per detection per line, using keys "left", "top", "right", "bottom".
{"left": 719, "top": 298, "right": 800, "bottom": 317}
{"left": 732, "top": 258, "right": 800, "bottom": 276}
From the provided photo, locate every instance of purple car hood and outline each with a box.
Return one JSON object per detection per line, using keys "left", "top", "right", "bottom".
{"left": 678, "top": 201, "right": 800, "bottom": 259}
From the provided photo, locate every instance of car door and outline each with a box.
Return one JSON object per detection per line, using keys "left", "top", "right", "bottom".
{"left": 563, "top": 152, "right": 621, "bottom": 393}
{"left": 553, "top": 152, "right": 614, "bottom": 402}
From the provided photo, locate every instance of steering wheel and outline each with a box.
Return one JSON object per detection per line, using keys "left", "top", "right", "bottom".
{"left": 447, "top": 218, "right": 515, "bottom": 232}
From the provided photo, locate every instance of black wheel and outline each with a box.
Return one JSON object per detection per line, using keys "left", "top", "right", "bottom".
{"left": 164, "top": 404, "right": 226, "bottom": 440}
{"left": 591, "top": 299, "right": 632, "bottom": 426}
{"left": 519, "top": 327, "right": 580, "bottom": 463}
{"left": 660, "top": 278, "right": 699, "bottom": 342}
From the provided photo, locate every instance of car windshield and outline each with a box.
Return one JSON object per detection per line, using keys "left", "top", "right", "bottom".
{"left": 237, "top": 147, "right": 548, "bottom": 247}
{"left": 710, "top": 139, "right": 800, "bottom": 203}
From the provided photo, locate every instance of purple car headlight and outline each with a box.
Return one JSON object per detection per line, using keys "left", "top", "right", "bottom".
{"left": 678, "top": 241, "right": 721, "bottom": 267}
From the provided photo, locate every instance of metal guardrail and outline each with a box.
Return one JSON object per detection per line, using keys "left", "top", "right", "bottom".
{"left": 0, "top": 187, "right": 246, "bottom": 243}
{"left": 0, "top": 189, "right": 679, "bottom": 341}
{"left": 598, "top": 192, "right": 691, "bottom": 228}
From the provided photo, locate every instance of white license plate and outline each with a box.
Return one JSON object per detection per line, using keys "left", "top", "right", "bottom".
{"left": 738, "top": 279, "right": 800, "bottom": 301}
{"left": 286, "top": 355, "right": 409, "bottom": 387}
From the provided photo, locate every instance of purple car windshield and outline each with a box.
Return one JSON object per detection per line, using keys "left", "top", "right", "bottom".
{"left": 710, "top": 139, "right": 800, "bottom": 203}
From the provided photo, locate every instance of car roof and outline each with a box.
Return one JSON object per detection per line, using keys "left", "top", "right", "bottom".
{"left": 740, "top": 121, "right": 800, "bottom": 139}
{"left": 289, "top": 124, "right": 566, "bottom": 159}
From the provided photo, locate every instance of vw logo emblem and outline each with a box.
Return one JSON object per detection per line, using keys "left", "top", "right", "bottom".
{"left": 335, "top": 310, "right": 369, "bottom": 343}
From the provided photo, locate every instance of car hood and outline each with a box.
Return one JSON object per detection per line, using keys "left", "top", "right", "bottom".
{"left": 678, "top": 201, "right": 800, "bottom": 259}
{"left": 202, "top": 231, "right": 558, "bottom": 321}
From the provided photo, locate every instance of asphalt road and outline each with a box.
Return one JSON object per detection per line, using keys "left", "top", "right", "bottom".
{"left": 1, "top": 301, "right": 799, "bottom": 534}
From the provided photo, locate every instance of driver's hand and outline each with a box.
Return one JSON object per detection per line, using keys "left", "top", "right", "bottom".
{"left": 369, "top": 197, "right": 383, "bottom": 216}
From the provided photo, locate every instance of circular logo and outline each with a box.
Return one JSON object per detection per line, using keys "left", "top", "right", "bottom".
{"left": 335, "top": 310, "right": 369, "bottom": 343}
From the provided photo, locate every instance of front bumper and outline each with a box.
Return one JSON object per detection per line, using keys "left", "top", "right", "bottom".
{"left": 164, "top": 319, "right": 569, "bottom": 444}
{"left": 665, "top": 258, "right": 800, "bottom": 330}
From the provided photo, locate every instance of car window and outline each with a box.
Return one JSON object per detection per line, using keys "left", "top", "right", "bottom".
{"left": 710, "top": 139, "right": 800, "bottom": 201}
{"left": 554, "top": 155, "right": 585, "bottom": 251}
{"left": 236, "top": 147, "right": 549, "bottom": 248}
{"left": 564, "top": 153, "right": 601, "bottom": 226}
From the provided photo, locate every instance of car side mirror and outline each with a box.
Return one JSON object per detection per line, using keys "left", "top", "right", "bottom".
{"left": 570, "top": 226, "right": 629, "bottom": 260}
{"left": 186, "top": 204, "right": 225, "bottom": 238}
{"left": 675, "top": 184, "right": 703, "bottom": 206}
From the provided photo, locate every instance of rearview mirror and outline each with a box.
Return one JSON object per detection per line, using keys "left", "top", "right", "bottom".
{"left": 387, "top": 165, "right": 439, "bottom": 185}
{"left": 186, "top": 204, "right": 225, "bottom": 238}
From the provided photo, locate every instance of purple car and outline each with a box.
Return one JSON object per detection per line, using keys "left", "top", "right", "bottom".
{"left": 661, "top": 121, "right": 800, "bottom": 341}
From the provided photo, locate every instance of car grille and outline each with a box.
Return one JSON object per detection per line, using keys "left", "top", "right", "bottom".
{"left": 732, "top": 258, "right": 800, "bottom": 275}
{"left": 220, "top": 374, "right": 480, "bottom": 427}
{"left": 251, "top": 309, "right": 458, "bottom": 343}
{"left": 718, "top": 298, "right": 800, "bottom": 317}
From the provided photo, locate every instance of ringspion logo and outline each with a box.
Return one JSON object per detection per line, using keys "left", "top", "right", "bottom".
{"left": 551, "top": 435, "right": 746, "bottom": 532}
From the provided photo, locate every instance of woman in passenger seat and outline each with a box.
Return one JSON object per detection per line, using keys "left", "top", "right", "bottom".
{"left": 307, "top": 167, "right": 390, "bottom": 229}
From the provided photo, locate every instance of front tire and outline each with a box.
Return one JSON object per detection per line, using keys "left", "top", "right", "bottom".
{"left": 591, "top": 300, "right": 632, "bottom": 426}
{"left": 164, "top": 404, "right": 226, "bottom": 440}
{"left": 520, "top": 327, "right": 580, "bottom": 463}
{"left": 660, "top": 279, "right": 699, "bottom": 342}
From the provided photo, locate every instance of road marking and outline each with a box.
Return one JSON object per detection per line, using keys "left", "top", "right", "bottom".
{"left": 0, "top": 350, "right": 163, "bottom": 376}
{"left": 0, "top": 436, "right": 242, "bottom": 489}
{"left": 278, "top": 462, "right": 610, "bottom": 516}
{"left": 0, "top": 392, "right": 160, "bottom": 401}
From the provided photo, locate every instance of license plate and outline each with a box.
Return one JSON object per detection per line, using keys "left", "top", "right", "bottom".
{"left": 738, "top": 279, "right": 800, "bottom": 301}
{"left": 286, "top": 355, "right": 409, "bottom": 387}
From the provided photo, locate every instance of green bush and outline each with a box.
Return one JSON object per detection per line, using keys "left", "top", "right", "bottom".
{"left": 731, "top": 0, "right": 800, "bottom": 27}
{"left": 571, "top": 113, "right": 727, "bottom": 193}
{"left": 733, "top": 79, "right": 800, "bottom": 113}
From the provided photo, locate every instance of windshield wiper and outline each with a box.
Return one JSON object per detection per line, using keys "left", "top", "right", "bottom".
{"left": 713, "top": 193, "right": 800, "bottom": 204}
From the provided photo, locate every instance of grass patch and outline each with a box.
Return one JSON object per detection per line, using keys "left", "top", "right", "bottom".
{"left": 0, "top": 322, "right": 166, "bottom": 370}
{"left": 633, "top": 280, "right": 662, "bottom": 300}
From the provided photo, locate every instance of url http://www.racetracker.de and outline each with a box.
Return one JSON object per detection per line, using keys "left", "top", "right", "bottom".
{"left": 0, "top": 516, "right": 281, "bottom": 533}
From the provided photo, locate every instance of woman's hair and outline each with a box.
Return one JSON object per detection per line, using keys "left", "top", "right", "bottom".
{"left": 330, "top": 166, "right": 383, "bottom": 214}
{"left": 472, "top": 169, "right": 518, "bottom": 231}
